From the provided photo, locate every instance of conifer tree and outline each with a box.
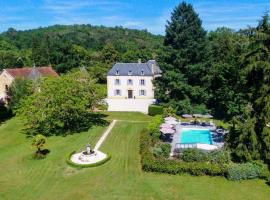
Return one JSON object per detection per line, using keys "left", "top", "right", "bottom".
{"left": 155, "top": 1, "right": 206, "bottom": 113}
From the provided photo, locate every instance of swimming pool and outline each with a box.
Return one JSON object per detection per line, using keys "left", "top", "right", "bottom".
{"left": 180, "top": 128, "right": 212, "bottom": 145}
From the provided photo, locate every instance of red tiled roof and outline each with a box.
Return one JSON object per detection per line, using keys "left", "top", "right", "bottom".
{"left": 5, "top": 66, "right": 58, "bottom": 78}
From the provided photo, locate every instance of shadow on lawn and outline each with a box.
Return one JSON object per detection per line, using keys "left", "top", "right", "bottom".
{"left": 0, "top": 100, "right": 13, "bottom": 125}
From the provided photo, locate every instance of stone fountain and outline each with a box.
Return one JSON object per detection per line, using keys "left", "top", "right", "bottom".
{"left": 71, "top": 143, "right": 107, "bottom": 165}
{"left": 78, "top": 144, "right": 97, "bottom": 162}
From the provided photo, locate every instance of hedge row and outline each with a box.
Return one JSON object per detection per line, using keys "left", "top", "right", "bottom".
{"left": 66, "top": 151, "right": 111, "bottom": 168}
{"left": 140, "top": 129, "right": 226, "bottom": 176}
{"left": 227, "top": 161, "right": 270, "bottom": 181}
{"left": 140, "top": 128, "right": 270, "bottom": 181}
{"left": 148, "top": 105, "right": 163, "bottom": 116}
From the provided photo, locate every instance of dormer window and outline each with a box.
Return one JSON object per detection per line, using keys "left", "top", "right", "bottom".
{"left": 128, "top": 70, "right": 132, "bottom": 75}
{"left": 141, "top": 70, "right": 144, "bottom": 75}
{"left": 115, "top": 69, "right": 119, "bottom": 75}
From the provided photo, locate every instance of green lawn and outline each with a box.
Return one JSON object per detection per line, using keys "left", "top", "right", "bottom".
{"left": 0, "top": 113, "right": 269, "bottom": 200}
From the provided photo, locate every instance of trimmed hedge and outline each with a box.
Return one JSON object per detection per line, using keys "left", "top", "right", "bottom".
{"left": 66, "top": 151, "right": 111, "bottom": 168}
{"left": 140, "top": 129, "right": 226, "bottom": 176}
{"left": 226, "top": 162, "right": 267, "bottom": 181}
{"left": 181, "top": 149, "right": 231, "bottom": 164}
{"left": 148, "top": 105, "right": 163, "bottom": 116}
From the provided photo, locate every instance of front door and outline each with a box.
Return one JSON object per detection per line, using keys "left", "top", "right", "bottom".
{"left": 128, "top": 90, "right": 133, "bottom": 99}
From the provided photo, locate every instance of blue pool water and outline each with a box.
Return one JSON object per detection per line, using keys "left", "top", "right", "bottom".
{"left": 180, "top": 129, "right": 212, "bottom": 144}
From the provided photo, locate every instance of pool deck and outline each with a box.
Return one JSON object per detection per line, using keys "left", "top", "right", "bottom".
{"left": 170, "top": 124, "right": 222, "bottom": 156}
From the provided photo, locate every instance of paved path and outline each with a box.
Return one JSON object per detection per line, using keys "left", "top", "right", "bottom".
{"left": 94, "top": 120, "right": 117, "bottom": 151}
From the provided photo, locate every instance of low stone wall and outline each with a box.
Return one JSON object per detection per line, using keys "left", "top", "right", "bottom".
{"left": 106, "top": 98, "right": 156, "bottom": 114}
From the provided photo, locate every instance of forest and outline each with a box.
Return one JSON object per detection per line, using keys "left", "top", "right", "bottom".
{"left": 0, "top": 1, "right": 269, "bottom": 164}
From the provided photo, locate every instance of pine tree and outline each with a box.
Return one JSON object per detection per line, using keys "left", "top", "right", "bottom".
{"left": 164, "top": 1, "right": 206, "bottom": 68}
{"left": 246, "top": 14, "right": 270, "bottom": 163}
{"left": 155, "top": 1, "right": 207, "bottom": 113}
{"left": 230, "top": 14, "right": 270, "bottom": 163}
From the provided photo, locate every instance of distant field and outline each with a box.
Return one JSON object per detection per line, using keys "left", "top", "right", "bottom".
{"left": 0, "top": 113, "right": 269, "bottom": 200}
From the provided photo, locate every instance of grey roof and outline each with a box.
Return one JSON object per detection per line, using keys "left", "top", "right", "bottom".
{"left": 108, "top": 60, "right": 162, "bottom": 76}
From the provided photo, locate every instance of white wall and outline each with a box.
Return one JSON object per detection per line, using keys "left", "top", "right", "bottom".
{"left": 107, "top": 75, "right": 154, "bottom": 99}
{"left": 0, "top": 70, "right": 14, "bottom": 100}
{"left": 106, "top": 98, "right": 156, "bottom": 114}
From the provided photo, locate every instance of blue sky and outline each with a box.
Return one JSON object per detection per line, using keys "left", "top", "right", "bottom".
{"left": 0, "top": 0, "right": 269, "bottom": 35}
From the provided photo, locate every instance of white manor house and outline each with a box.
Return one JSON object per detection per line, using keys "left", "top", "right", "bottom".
{"left": 106, "top": 60, "right": 162, "bottom": 113}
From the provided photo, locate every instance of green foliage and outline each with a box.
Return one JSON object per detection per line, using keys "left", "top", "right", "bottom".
{"left": 152, "top": 143, "right": 171, "bottom": 158}
{"left": 0, "top": 25, "right": 162, "bottom": 74}
{"left": 148, "top": 105, "right": 163, "bottom": 116}
{"left": 163, "top": 106, "right": 176, "bottom": 117}
{"left": 152, "top": 146, "right": 163, "bottom": 157}
{"left": 228, "top": 105, "right": 260, "bottom": 162}
{"left": 160, "top": 143, "right": 171, "bottom": 158}
{"left": 181, "top": 149, "right": 208, "bottom": 162}
{"left": 208, "top": 150, "right": 231, "bottom": 164}
{"left": 147, "top": 115, "right": 163, "bottom": 139}
{"left": 66, "top": 151, "right": 111, "bottom": 168}
{"left": 17, "top": 71, "right": 106, "bottom": 136}
{"left": 164, "top": 1, "right": 206, "bottom": 66}
{"left": 181, "top": 149, "right": 231, "bottom": 164}
{"left": 32, "top": 134, "right": 46, "bottom": 159}
{"left": 9, "top": 78, "right": 34, "bottom": 111}
{"left": 227, "top": 162, "right": 263, "bottom": 181}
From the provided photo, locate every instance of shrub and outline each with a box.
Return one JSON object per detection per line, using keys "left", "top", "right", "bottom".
{"left": 160, "top": 143, "right": 171, "bottom": 158}
{"left": 152, "top": 143, "right": 171, "bottom": 158}
{"left": 148, "top": 105, "right": 163, "bottom": 116}
{"left": 226, "top": 162, "right": 262, "bottom": 180}
{"left": 152, "top": 147, "right": 163, "bottom": 157}
{"left": 163, "top": 107, "right": 176, "bottom": 117}
{"left": 250, "top": 160, "right": 270, "bottom": 179}
{"left": 32, "top": 134, "right": 47, "bottom": 159}
{"left": 147, "top": 115, "right": 163, "bottom": 139}
{"left": 208, "top": 150, "right": 231, "bottom": 164}
{"left": 181, "top": 149, "right": 208, "bottom": 162}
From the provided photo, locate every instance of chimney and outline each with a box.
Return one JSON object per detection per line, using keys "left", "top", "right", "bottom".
{"left": 151, "top": 64, "right": 155, "bottom": 75}
{"left": 138, "top": 59, "right": 141, "bottom": 64}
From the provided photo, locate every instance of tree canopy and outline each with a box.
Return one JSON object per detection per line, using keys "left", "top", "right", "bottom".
{"left": 17, "top": 71, "right": 106, "bottom": 136}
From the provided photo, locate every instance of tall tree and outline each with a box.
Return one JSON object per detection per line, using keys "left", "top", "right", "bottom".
{"left": 155, "top": 1, "right": 207, "bottom": 114}
{"left": 164, "top": 1, "right": 206, "bottom": 68}
{"left": 228, "top": 14, "right": 270, "bottom": 163}
{"left": 245, "top": 14, "right": 270, "bottom": 163}
{"left": 17, "top": 71, "right": 106, "bottom": 136}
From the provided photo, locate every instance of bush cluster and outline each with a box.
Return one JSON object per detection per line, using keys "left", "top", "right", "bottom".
{"left": 181, "top": 149, "right": 231, "bottom": 164}
{"left": 140, "top": 129, "right": 226, "bottom": 176}
{"left": 152, "top": 143, "right": 171, "bottom": 158}
{"left": 148, "top": 105, "right": 164, "bottom": 116}
{"left": 226, "top": 162, "right": 263, "bottom": 180}
{"left": 163, "top": 107, "right": 177, "bottom": 117}
{"left": 147, "top": 115, "right": 163, "bottom": 139}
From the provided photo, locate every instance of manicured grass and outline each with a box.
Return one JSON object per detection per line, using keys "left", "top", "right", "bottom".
{"left": 0, "top": 113, "right": 269, "bottom": 200}
{"left": 101, "top": 111, "right": 153, "bottom": 121}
